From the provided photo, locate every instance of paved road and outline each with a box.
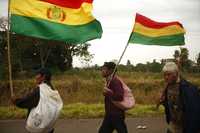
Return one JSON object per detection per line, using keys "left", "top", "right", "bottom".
{"left": 0, "top": 117, "right": 166, "bottom": 133}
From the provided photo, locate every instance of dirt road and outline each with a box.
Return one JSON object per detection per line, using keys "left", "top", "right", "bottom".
{"left": 0, "top": 117, "right": 166, "bottom": 133}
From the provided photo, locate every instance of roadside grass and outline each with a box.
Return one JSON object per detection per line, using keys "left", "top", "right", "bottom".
{"left": 1, "top": 71, "right": 200, "bottom": 106}
{"left": 0, "top": 103, "right": 164, "bottom": 119}
{"left": 0, "top": 106, "right": 26, "bottom": 119}
{"left": 0, "top": 71, "right": 198, "bottom": 119}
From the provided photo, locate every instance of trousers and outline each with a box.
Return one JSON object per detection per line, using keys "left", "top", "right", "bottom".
{"left": 98, "top": 115, "right": 128, "bottom": 133}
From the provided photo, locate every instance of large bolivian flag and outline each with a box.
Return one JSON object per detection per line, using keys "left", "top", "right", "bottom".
{"left": 129, "top": 13, "right": 185, "bottom": 46}
{"left": 10, "top": 0, "right": 102, "bottom": 43}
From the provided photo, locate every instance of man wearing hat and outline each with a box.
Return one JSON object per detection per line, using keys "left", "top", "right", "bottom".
{"left": 11, "top": 68, "right": 55, "bottom": 133}
{"left": 158, "top": 62, "right": 200, "bottom": 133}
{"left": 98, "top": 62, "right": 128, "bottom": 133}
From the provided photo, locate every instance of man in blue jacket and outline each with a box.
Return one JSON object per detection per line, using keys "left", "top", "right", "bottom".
{"left": 158, "top": 62, "right": 200, "bottom": 133}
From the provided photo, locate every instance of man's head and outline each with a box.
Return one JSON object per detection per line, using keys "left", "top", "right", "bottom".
{"left": 35, "top": 68, "right": 51, "bottom": 85}
{"left": 101, "top": 62, "right": 116, "bottom": 78}
{"left": 162, "top": 62, "right": 179, "bottom": 84}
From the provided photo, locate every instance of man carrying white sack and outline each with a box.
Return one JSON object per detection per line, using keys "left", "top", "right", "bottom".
{"left": 11, "top": 68, "right": 63, "bottom": 133}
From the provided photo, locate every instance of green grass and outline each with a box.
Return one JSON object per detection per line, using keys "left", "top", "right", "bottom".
{"left": 0, "top": 70, "right": 198, "bottom": 119}
{"left": 0, "top": 71, "right": 199, "bottom": 106}
{"left": 0, "top": 106, "right": 26, "bottom": 119}
{"left": 0, "top": 103, "right": 164, "bottom": 119}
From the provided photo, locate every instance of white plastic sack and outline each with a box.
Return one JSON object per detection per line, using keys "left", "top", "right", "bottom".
{"left": 26, "top": 83, "right": 63, "bottom": 133}
{"left": 112, "top": 77, "right": 135, "bottom": 110}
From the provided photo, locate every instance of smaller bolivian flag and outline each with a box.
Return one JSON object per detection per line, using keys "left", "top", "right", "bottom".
{"left": 129, "top": 13, "right": 185, "bottom": 46}
{"left": 10, "top": 0, "right": 102, "bottom": 43}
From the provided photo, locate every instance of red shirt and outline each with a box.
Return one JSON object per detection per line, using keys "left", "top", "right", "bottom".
{"left": 104, "top": 76, "right": 125, "bottom": 116}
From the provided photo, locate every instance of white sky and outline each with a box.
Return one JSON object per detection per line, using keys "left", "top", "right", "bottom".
{"left": 0, "top": 0, "right": 200, "bottom": 67}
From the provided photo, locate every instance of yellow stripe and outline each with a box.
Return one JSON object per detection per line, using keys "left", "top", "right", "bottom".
{"left": 10, "top": 0, "right": 95, "bottom": 25}
{"left": 133, "top": 22, "right": 185, "bottom": 37}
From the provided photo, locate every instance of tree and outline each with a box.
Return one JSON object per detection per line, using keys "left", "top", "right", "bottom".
{"left": 15, "top": 39, "right": 93, "bottom": 71}
{"left": 125, "top": 59, "right": 134, "bottom": 72}
{"left": 197, "top": 53, "right": 200, "bottom": 66}
{"left": 179, "top": 47, "right": 191, "bottom": 71}
{"left": 0, "top": 17, "right": 9, "bottom": 79}
{"left": 134, "top": 63, "right": 147, "bottom": 72}
{"left": 64, "top": 43, "right": 93, "bottom": 70}
{"left": 126, "top": 60, "right": 131, "bottom": 66}
{"left": 150, "top": 59, "right": 162, "bottom": 72}
{"left": 172, "top": 48, "right": 192, "bottom": 72}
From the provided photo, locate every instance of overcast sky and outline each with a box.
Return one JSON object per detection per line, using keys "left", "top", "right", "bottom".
{"left": 0, "top": 0, "right": 200, "bottom": 67}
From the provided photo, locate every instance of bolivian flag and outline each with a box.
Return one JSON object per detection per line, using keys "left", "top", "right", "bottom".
{"left": 10, "top": 0, "right": 102, "bottom": 43}
{"left": 129, "top": 13, "right": 185, "bottom": 46}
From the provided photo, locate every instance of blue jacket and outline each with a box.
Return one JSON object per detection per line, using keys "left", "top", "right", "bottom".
{"left": 163, "top": 79, "right": 200, "bottom": 133}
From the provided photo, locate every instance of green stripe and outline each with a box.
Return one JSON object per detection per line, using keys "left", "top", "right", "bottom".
{"left": 129, "top": 32, "right": 185, "bottom": 46}
{"left": 11, "top": 15, "right": 102, "bottom": 43}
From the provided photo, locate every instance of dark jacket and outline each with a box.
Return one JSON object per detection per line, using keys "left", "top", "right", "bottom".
{"left": 104, "top": 76, "right": 124, "bottom": 116}
{"left": 15, "top": 87, "right": 40, "bottom": 117}
{"left": 163, "top": 79, "right": 200, "bottom": 133}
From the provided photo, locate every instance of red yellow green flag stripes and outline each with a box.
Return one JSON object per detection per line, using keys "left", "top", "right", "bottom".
{"left": 10, "top": 0, "right": 102, "bottom": 43}
{"left": 129, "top": 13, "right": 185, "bottom": 46}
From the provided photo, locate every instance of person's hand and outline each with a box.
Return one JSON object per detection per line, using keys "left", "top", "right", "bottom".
{"left": 103, "top": 87, "right": 113, "bottom": 96}
{"left": 155, "top": 92, "right": 165, "bottom": 110}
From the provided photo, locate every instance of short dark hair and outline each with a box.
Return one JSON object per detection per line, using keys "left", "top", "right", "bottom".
{"left": 103, "top": 62, "right": 116, "bottom": 70}
{"left": 36, "top": 68, "right": 51, "bottom": 81}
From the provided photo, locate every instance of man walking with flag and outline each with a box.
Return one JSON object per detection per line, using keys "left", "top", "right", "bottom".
{"left": 99, "top": 62, "right": 128, "bottom": 133}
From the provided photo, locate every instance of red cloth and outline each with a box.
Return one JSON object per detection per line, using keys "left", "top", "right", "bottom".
{"left": 104, "top": 76, "right": 125, "bottom": 116}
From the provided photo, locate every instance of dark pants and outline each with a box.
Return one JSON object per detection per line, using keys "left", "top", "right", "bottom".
{"left": 98, "top": 115, "right": 128, "bottom": 133}
{"left": 28, "top": 128, "right": 54, "bottom": 133}
{"left": 48, "top": 128, "right": 54, "bottom": 133}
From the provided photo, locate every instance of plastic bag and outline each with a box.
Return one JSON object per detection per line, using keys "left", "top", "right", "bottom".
{"left": 26, "top": 83, "right": 63, "bottom": 133}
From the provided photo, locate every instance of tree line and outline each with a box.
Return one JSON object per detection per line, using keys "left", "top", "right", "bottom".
{"left": 109, "top": 47, "right": 200, "bottom": 73}
{"left": 0, "top": 16, "right": 200, "bottom": 79}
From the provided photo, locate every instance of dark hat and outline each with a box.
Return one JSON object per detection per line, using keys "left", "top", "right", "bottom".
{"left": 102, "top": 62, "right": 116, "bottom": 70}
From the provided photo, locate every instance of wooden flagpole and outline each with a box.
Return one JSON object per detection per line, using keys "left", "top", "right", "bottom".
{"left": 107, "top": 16, "right": 137, "bottom": 86}
{"left": 7, "top": 0, "right": 14, "bottom": 97}
{"left": 107, "top": 33, "right": 132, "bottom": 86}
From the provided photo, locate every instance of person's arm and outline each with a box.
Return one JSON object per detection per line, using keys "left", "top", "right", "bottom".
{"left": 12, "top": 88, "right": 40, "bottom": 109}
{"left": 103, "top": 86, "right": 114, "bottom": 96}
{"left": 156, "top": 84, "right": 168, "bottom": 109}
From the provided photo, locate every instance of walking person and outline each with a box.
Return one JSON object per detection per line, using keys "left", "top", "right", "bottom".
{"left": 98, "top": 62, "right": 128, "bottom": 133}
{"left": 11, "top": 68, "right": 62, "bottom": 133}
{"left": 157, "top": 62, "right": 200, "bottom": 133}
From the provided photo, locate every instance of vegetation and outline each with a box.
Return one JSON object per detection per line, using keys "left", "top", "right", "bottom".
{"left": 0, "top": 70, "right": 199, "bottom": 106}
{"left": 0, "top": 16, "right": 200, "bottom": 119}
{"left": 0, "top": 103, "right": 164, "bottom": 119}
{"left": 0, "top": 17, "right": 93, "bottom": 78}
